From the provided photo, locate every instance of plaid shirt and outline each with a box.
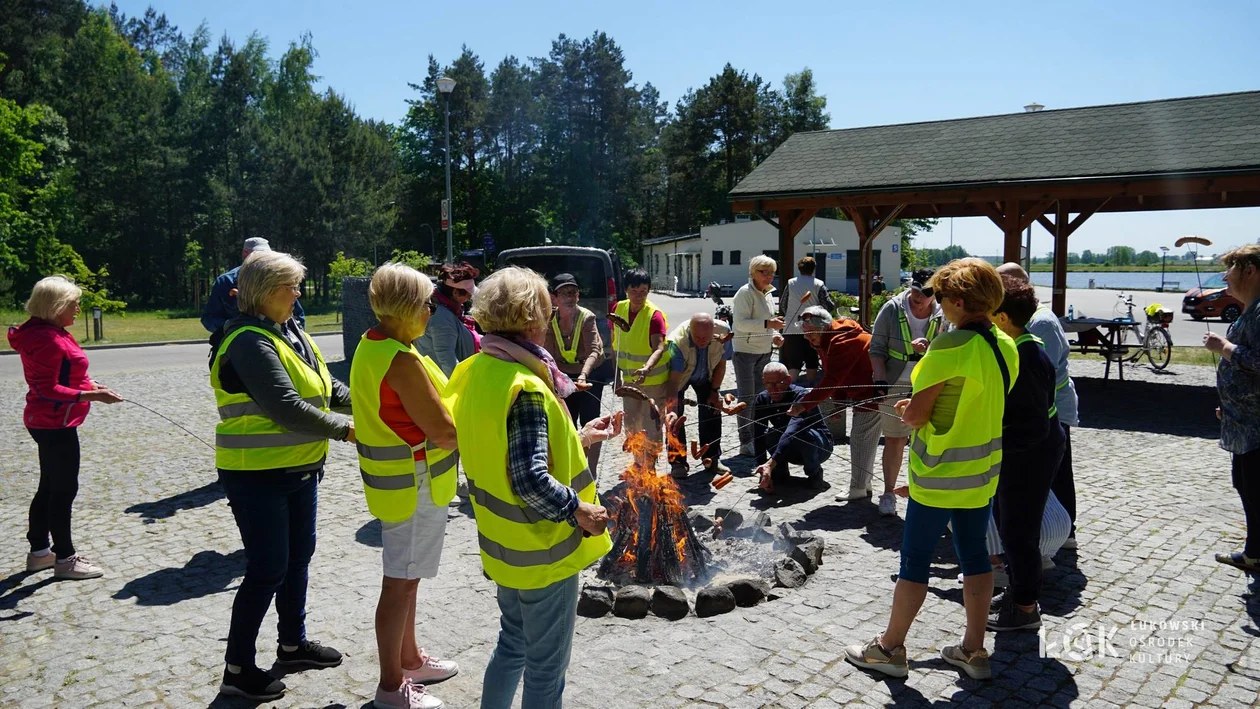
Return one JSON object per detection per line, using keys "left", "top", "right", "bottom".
{"left": 1218, "top": 297, "right": 1260, "bottom": 455}
{"left": 506, "top": 391, "right": 579, "bottom": 524}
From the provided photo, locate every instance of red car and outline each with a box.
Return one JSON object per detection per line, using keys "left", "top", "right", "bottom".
{"left": 1182, "top": 272, "right": 1245, "bottom": 322}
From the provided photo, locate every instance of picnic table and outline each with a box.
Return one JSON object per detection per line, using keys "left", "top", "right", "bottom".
{"left": 1061, "top": 316, "right": 1139, "bottom": 382}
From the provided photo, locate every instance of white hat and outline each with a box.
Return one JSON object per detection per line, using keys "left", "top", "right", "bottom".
{"left": 243, "top": 237, "right": 271, "bottom": 252}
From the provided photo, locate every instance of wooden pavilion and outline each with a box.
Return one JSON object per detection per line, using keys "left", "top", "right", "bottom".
{"left": 728, "top": 91, "right": 1260, "bottom": 323}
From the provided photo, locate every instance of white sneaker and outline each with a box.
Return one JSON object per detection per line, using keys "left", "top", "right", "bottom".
{"left": 53, "top": 554, "right": 103, "bottom": 580}
{"left": 836, "top": 487, "right": 872, "bottom": 502}
{"left": 877, "top": 493, "right": 897, "bottom": 516}
{"left": 402, "top": 653, "right": 458, "bottom": 685}
{"left": 375, "top": 682, "right": 444, "bottom": 709}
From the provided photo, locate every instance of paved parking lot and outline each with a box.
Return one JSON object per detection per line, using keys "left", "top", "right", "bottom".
{"left": 2, "top": 353, "right": 1259, "bottom": 708}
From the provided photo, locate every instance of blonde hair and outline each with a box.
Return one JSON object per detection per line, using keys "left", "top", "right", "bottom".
{"left": 237, "top": 250, "right": 307, "bottom": 317}
{"left": 928, "top": 258, "right": 1006, "bottom": 315}
{"left": 25, "top": 275, "right": 82, "bottom": 321}
{"left": 471, "top": 266, "right": 550, "bottom": 334}
{"left": 369, "top": 262, "right": 434, "bottom": 324}
{"left": 1221, "top": 244, "right": 1260, "bottom": 271}
{"left": 748, "top": 254, "right": 777, "bottom": 276}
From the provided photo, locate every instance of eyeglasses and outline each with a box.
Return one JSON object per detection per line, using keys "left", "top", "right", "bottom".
{"left": 284, "top": 284, "right": 302, "bottom": 295}
{"left": 425, "top": 299, "right": 439, "bottom": 314}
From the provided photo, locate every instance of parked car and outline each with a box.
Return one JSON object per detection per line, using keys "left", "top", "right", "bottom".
{"left": 495, "top": 245, "right": 623, "bottom": 384}
{"left": 1182, "top": 272, "right": 1244, "bottom": 322}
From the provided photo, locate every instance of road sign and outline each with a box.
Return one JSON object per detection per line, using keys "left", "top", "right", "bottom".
{"left": 483, "top": 233, "right": 495, "bottom": 252}
{"left": 440, "top": 199, "right": 449, "bottom": 230}
{"left": 891, "top": 244, "right": 900, "bottom": 253}
{"left": 829, "top": 252, "right": 844, "bottom": 260}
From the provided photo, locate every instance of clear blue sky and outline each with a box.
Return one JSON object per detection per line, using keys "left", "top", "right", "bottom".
{"left": 113, "top": 0, "right": 1260, "bottom": 258}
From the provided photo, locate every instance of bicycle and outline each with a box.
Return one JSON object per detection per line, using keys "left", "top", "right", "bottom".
{"left": 1105, "top": 292, "right": 1173, "bottom": 370}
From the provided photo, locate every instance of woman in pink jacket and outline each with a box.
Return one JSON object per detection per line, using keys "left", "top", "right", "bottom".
{"left": 8, "top": 276, "right": 123, "bottom": 579}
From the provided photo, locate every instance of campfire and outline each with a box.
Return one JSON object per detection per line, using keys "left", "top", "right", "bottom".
{"left": 598, "top": 416, "right": 711, "bottom": 586}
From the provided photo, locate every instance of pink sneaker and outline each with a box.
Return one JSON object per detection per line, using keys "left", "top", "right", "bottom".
{"left": 402, "top": 651, "right": 458, "bottom": 685}
{"left": 26, "top": 552, "right": 55, "bottom": 573}
{"left": 374, "top": 682, "right": 444, "bottom": 709}
{"left": 53, "top": 554, "right": 103, "bottom": 580}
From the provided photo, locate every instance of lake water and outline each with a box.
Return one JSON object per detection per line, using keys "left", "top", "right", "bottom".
{"left": 1028, "top": 270, "right": 1222, "bottom": 292}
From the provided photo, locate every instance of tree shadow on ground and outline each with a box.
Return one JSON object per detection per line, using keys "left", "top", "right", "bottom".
{"left": 0, "top": 571, "right": 55, "bottom": 622}
{"left": 1074, "top": 376, "right": 1218, "bottom": 438}
{"left": 113, "top": 549, "right": 245, "bottom": 606}
{"left": 124, "top": 481, "right": 223, "bottom": 522}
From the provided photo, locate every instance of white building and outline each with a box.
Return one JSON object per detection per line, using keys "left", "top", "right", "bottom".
{"left": 642, "top": 217, "right": 902, "bottom": 294}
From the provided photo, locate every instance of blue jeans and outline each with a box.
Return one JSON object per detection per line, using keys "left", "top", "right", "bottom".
{"left": 219, "top": 469, "right": 320, "bottom": 667}
{"left": 765, "top": 426, "right": 832, "bottom": 480}
{"left": 480, "top": 575, "right": 580, "bottom": 709}
{"left": 899, "top": 497, "right": 992, "bottom": 584}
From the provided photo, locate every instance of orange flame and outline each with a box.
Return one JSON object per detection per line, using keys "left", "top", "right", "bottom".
{"left": 614, "top": 407, "right": 692, "bottom": 572}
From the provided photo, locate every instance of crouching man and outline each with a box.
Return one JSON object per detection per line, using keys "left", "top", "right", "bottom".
{"left": 666, "top": 313, "right": 731, "bottom": 479}
{"left": 754, "top": 363, "right": 834, "bottom": 491}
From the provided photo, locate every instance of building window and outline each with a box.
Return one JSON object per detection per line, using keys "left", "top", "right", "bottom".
{"left": 654, "top": 254, "right": 659, "bottom": 273}
{"left": 666, "top": 256, "right": 670, "bottom": 275}
{"left": 730, "top": 250, "right": 742, "bottom": 265}
{"left": 711, "top": 251, "right": 723, "bottom": 266}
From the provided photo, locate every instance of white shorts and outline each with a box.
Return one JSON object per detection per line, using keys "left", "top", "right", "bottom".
{"left": 879, "top": 381, "right": 914, "bottom": 439}
{"left": 381, "top": 461, "right": 449, "bottom": 580}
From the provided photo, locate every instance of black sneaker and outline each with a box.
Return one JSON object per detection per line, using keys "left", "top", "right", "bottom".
{"left": 276, "top": 639, "right": 343, "bottom": 668}
{"left": 220, "top": 666, "right": 286, "bottom": 701}
{"left": 987, "top": 596, "right": 1042, "bottom": 632}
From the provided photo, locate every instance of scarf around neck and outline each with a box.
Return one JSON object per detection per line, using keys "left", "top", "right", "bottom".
{"left": 481, "top": 333, "right": 577, "bottom": 400}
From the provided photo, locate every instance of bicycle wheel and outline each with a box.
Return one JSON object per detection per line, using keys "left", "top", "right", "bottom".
{"left": 1144, "top": 327, "right": 1172, "bottom": 370}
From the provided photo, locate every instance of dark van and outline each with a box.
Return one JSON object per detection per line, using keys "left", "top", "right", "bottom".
{"left": 495, "top": 246, "right": 624, "bottom": 384}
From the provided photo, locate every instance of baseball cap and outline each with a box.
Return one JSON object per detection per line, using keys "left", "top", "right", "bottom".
{"left": 909, "top": 268, "right": 935, "bottom": 294}
{"left": 243, "top": 237, "right": 271, "bottom": 252}
{"left": 549, "top": 273, "right": 579, "bottom": 293}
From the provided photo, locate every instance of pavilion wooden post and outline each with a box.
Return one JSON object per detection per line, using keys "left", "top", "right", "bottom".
{"left": 1003, "top": 199, "right": 1023, "bottom": 264}
{"left": 778, "top": 210, "right": 797, "bottom": 291}
{"left": 1052, "top": 200, "right": 1070, "bottom": 315}
{"left": 842, "top": 205, "right": 904, "bottom": 327}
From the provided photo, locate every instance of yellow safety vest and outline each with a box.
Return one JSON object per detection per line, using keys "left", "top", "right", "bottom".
{"left": 211, "top": 324, "right": 333, "bottom": 471}
{"left": 447, "top": 353, "right": 612, "bottom": 589}
{"left": 888, "top": 308, "right": 942, "bottom": 362}
{"left": 350, "top": 333, "right": 459, "bottom": 520}
{"left": 612, "top": 299, "right": 671, "bottom": 386}
{"left": 549, "top": 309, "right": 589, "bottom": 365}
{"left": 1014, "top": 333, "right": 1058, "bottom": 419}
{"left": 908, "top": 325, "right": 1018, "bottom": 509}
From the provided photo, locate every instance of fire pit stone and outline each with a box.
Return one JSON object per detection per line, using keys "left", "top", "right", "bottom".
{"left": 650, "top": 586, "right": 690, "bottom": 620}
{"left": 686, "top": 509, "right": 714, "bottom": 533}
{"left": 790, "top": 538, "right": 825, "bottom": 575}
{"left": 613, "top": 585, "right": 652, "bottom": 619}
{"left": 694, "top": 585, "right": 737, "bottom": 618}
{"left": 577, "top": 586, "right": 615, "bottom": 618}
{"left": 727, "top": 578, "right": 771, "bottom": 607}
{"left": 774, "top": 558, "right": 808, "bottom": 589}
{"left": 712, "top": 507, "right": 744, "bottom": 535}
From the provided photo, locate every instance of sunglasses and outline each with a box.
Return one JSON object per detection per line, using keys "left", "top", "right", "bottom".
{"left": 933, "top": 290, "right": 949, "bottom": 304}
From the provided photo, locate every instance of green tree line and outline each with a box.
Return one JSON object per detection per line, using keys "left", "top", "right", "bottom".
{"left": 2, "top": 1, "right": 928, "bottom": 309}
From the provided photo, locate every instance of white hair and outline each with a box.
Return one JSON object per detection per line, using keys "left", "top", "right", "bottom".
{"left": 689, "top": 312, "right": 713, "bottom": 325}
{"left": 763, "top": 361, "right": 789, "bottom": 378}
{"left": 25, "top": 275, "right": 82, "bottom": 321}
{"left": 799, "top": 305, "right": 834, "bottom": 330}
{"left": 748, "top": 254, "right": 777, "bottom": 276}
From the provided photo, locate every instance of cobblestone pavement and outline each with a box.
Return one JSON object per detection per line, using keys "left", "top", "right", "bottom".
{"left": 2, "top": 355, "right": 1259, "bottom": 708}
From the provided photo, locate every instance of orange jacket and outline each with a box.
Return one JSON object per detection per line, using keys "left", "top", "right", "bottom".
{"left": 799, "top": 319, "right": 876, "bottom": 412}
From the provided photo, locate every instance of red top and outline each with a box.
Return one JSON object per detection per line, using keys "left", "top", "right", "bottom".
{"left": 628, "top": 306, "right": 668, "bottom": 337}
{"left": 799, "top": 319, "right": 877, "bottom": 413}
{"left": 8, "top": 318, "right": 93, "bottom": 429}
{"left": 366, "top": 330, "right": 426, "bottom": 460}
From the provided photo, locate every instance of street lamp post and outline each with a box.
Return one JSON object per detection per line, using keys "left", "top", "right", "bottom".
{"left": 1160, "top": 246, "right": 1170, "bottom": 291}
{"left": 528, "top": 208, "right": 549, "bottom": 245}
{"left": 419, "top": 224, "right": 435, "bottom": 257}
{"left": 436, "top": 75, "right": 456, "bottom": 264}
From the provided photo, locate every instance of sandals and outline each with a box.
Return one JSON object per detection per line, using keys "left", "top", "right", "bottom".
{"left": 1214, "top": 551, "right": 1260, "bottom": 573}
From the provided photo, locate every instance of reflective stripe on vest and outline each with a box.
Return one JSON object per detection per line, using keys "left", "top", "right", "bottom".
{"left": 888, "top": 308, "right": 941, "bottom": 362}
{"left": 447, "top": 354, "right": 612, "bottom": 589}
{"left": 613, "top": 300, "right": 671, "bottom": 385}
{"left": 909, "top": 435, "right": 1002, "bottom": 468}
{"left": 909, "top": 459, "right": 1001, "bottom": 490}
{"left": 211, "top": 324, "right": 333, "bottom": 471}
{"left": 550, "top": 310, "right": 588, "bottom": 365}
{"left": 1014, "top": 333, "right": 1058, "bottom": 419}
{"left": 350, "top": 335, "right": 459, "bottom": 520}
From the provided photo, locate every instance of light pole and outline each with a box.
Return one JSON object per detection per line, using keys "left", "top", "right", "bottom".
{"left": 436, "top": 75, "right": 456, "bottom": 264}
{"left": 528, "top": 208, "right": 549, "bottom": 245}
{"left": 1160, "top": 246, "right": 1170, "bottom": 291}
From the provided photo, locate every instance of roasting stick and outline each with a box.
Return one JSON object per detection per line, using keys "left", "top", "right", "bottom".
{"left": 1176, "top": 235, "right": 1220, "bottom": 367}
